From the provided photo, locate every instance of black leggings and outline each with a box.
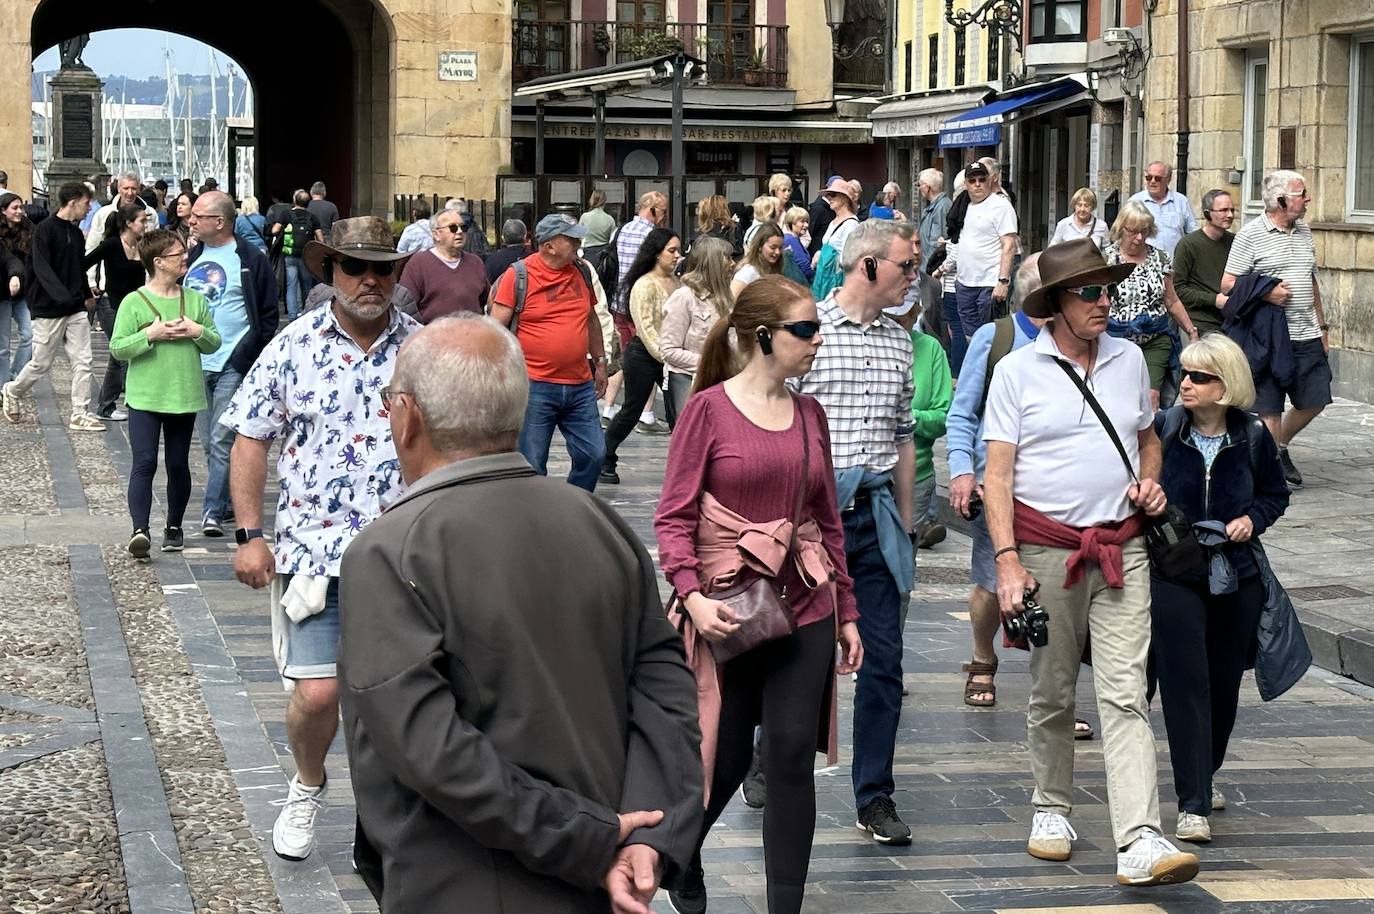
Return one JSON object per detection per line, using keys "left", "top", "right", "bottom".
{"left": 602, "top": 337, "right": 662, "bottom": 470}
{"left": 1151, "top": 573, "right": 1264, "bottom": 815}
{"left": 127, "top": 407, "right": 197, "bottom": 531}
{"left": 699, "top": 618, "right": 835, "bottom": 914}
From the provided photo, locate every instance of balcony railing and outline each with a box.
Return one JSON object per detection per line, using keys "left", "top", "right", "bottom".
{"left": 513, "top": 20, "right": 789, "bottom": 89}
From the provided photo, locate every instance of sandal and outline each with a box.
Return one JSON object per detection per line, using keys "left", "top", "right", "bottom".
{"left": 962, "top": 658, "right": 998, "bottom": 707}
{"left": 1074, "top": 718, "right": 1094, "bottom": 740}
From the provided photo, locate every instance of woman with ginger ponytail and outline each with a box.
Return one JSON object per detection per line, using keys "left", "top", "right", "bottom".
{"left": 655, "top": 275, "right": 863, "bottom": 914}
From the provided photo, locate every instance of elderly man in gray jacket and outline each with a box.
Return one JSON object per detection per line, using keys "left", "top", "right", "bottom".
{"left": 338, "top": 312, "right": 703, "bottom": 914}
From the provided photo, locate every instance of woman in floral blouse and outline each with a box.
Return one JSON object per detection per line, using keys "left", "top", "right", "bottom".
{"left": 1102, "top": 200, "right": 1200, "bottom": 407}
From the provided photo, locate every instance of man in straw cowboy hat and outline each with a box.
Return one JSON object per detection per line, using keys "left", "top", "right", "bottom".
{"left": 219, "top": 216, "right": 421, "bottom": 863}
{"left": 981, "top": 237, "right": 1201, "bottom": 887}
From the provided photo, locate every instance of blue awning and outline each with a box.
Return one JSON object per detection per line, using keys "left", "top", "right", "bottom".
{"left": 939, "top": 80, "right": 1086, "bottom": 148}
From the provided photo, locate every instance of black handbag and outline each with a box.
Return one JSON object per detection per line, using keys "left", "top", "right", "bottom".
{"left": 1053, "top": 359, "right": 1207, "bottom": 580}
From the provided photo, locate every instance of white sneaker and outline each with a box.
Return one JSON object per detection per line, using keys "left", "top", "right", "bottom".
{"left": 1116, "top": 829, "right": 1200, "bottom": 886}
{"left": 2, "top": 381, "right": 21, "bottom": 422}
{"left": 1211, "top": 785, "right": 1226, "bottom": 811}
{"left": 272, "top": 774, "right": 327, "bottom": 860}
{"left": 1175, "top": 811, "right": 1212, "bottom": 843}
{"left": 1027, "top": 811, "right": 1077, "bottom": 861}
{"left": 103, "top": 409, "right": 129, "bottom": 421}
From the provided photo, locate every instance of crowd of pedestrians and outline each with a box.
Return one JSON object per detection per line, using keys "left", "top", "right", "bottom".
{"left": 0, "top": 161, "right": 1322, "bottom": 913}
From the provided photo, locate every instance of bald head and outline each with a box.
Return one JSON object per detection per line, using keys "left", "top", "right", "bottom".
{"left": 191, "top": 190, "right": 236, "bottom": 244}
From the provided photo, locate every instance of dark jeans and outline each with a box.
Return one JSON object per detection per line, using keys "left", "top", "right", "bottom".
{"left": 95, "top": 296, "right": 126, "bottom": 416}
{"left": 954, "top": 282, "right": 995, "bottom": 339}
{"left": 128, "top": 408, "right": 197, "bottom": 531}
{"left": 602, "top": 337, "right": 663, "bottom": 470}
{"left": 1151, "top": 573, "right": 1264, "bottom": 816}
{"left": 941, "top": 290, "right": 967, "bottom": 377}
{"left": 845, "top": 502, "right": 903, "bottom": 810}
{"left": 517, "top": 379, "right": 605, "bottom": 491}
{"left": 665, "top": 371, "right": 692, "bottom": 431}
{"left": 699, "top": 619, "right": 835, "bottom": 914}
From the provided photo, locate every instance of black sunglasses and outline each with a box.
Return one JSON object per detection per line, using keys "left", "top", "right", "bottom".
{"left": 883, "top": 257, "right": 919, "bottom": 275}
{"left": 775, "top": 320, "right": 821, "bottom": 340}
{"left": 1064, "top": 283, "right": 1119, "bottom": 303}
{"left": 439, "top": 224, "right": 463, "bottom": 234}
{"left": 1183, "top": 369, "right": 1221, "bottom": 385}
{"left": 337, "top": 256, "right": 398, "bottom": 277}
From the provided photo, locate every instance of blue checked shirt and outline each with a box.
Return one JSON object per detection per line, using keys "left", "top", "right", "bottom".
{"left": 613, "top": 216, "right": 656, "bottom": 314}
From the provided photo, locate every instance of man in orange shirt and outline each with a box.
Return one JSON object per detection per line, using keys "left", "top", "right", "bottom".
{"left": 490, "top": 214, "right": 609, "bottom": 491}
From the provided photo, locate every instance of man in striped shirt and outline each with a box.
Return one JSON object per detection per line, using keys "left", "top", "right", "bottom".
{"left": 793, "top": 219, "right": 917, "bottom": 846}
{"left": 1221, "top": 169, "right": 1329, "bottom": 487}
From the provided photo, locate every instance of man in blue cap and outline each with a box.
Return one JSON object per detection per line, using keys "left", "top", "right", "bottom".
{"left": 490, "top": 214, "right": 609, "bottom": 491}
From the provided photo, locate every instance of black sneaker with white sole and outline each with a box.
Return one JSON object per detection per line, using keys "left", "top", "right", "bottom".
{"left": 667, "top": 853, "right": 707, "bottom": 914}
{"left": 162, "top": 526, "right": 184, "bottom": 552}
{"left": 856, "top": 795, "right": 912, "bottom": 845}
{"left": 128, "top": 529, "right": 151, "bottom": 560}
{"left": 1279, "top": 447, "right": 1303, "bottom": 487}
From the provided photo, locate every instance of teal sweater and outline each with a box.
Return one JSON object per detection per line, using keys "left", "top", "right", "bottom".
{"left": 909, "top": 330, "right": 953, "bottom": 482}
{"left": 110, "top": 287, "right": 222, "bottom": 414}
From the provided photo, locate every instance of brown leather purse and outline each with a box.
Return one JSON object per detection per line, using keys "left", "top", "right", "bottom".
{"left": 706, "top": 395, "right": 809, "bottom": 664}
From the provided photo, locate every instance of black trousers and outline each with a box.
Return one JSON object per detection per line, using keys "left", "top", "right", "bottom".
{"left": 95, "top": 296, "right": 126, "bottom": 416}
{"left": 127, "top": 408, "right": 197, "bottom": 531}
{"left": 697, "top": 619, "right": 834, "bottom": 914}
{"left": 602, "top": 337, "right": 662, "bottom": 470}
{"left": 1151, "top": 573, "right": 1264, "bottom": 815}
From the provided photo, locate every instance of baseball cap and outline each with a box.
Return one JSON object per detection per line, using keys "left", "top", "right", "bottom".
{"left": 964, "top": 161, "right": 990, "bottom": 180}
{"left": 534, "top": 213, "right": 588, "bottom": 245}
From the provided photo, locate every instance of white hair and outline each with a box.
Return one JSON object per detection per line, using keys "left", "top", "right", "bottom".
{"left": 840, "top": 218, "right": 913, "bottom": 273}
{"left": 1009, "top": 253, "right": 1042, "bottom": 313}
{"left": 883, "top": 181, "right": 900, "bottom": 195}
{"left": 977, "top": 157, "right": 1002, "bottom": 178}
{"left": 1145, "top": 160, "right": 1173, "bottom": 179}
{"left": 918, "top": 168, "right": 943, "bottom": 193}
{"left": 1262, "top": 169, "right": 1305, "bottom": 212}
{"left": 117, "top": 171, "right": 141, "bottom": 186}
{"left": 392, "top": 313, "right": 529, "bottom": 453}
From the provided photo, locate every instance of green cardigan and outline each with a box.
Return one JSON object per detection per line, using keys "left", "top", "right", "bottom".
{"left": 109, "top": 286, "right": 222, "bottom": 415}
{"left": 909, "top": 330, "right": 953, "bottom": 483}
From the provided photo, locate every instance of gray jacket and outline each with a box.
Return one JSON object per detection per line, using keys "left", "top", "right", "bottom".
{"left": 338, "top": 453, "right": 703, "bottom": 913}
{"left": 918, "top": 192, "right": 952, "bottom": 274}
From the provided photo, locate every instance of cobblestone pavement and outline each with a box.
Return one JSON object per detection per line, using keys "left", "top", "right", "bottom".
{"left": 2, "top": 338, "right": 1374, "bottom": 913}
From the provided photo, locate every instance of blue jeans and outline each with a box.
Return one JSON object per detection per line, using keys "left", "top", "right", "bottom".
{"left": 517, "top": 379, "right": 605, "bottom": 492}
{"left": 942, "top": 291, "right": 966, "bottom": 377}
{"left": 845, "top": 502, "right": 904, "bottom": 811}
{"left": 285, "top": 256, "right": 307, "bottom": 320}
{"left": 0, "top": 298, "right": 33, "bottom": 380}
{"left": 196, "top": 367, "right": 243, "bottom": 521}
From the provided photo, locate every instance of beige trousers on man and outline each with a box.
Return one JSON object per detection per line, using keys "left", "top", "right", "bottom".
{"left": 1019, "top": 537, "right": 1160, "bottom": 850}
{"left": 11, "top": 312, "right": 94, "bottom": 417}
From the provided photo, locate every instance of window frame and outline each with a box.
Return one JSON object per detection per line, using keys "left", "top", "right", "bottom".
{"left": 904, "top": 40, "right": 914, "bottom": 93}
{"left": 1347, "top": 34, "right": 1374, "bottom": 222}
{"left": 928, "top": 34, "right": 939, "bottom": 89}
{"left": 1029, "top": 0, "right": 1087, "bottom": 43}
{"left": 954, "top": 27, "right": 967, "bottom": 85}
{"left": 987, "top": 28, "right": 1000, "bottom": 81}
{"left": 1241, "top": 51, "right": 1268, "bottom": 215}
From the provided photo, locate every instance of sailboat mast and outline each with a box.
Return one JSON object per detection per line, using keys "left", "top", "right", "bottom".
{"left": 165, "top": 48, "right": 178, "bottom": 180}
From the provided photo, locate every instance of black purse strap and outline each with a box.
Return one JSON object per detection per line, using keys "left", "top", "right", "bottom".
{"left": 1053, "top": 358, "right": 1140, "bottom": 486}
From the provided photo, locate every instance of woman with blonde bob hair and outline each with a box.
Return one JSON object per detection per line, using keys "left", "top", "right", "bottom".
{"left": 1050, "top": 187, "right": 1108, "bottom": 248}
{"left": 1151, "top": 332, "right": 1289, "bottom": 847}
{"left": 659, "top": 236, "right": 734, "bottom": 426}
{"left": 743, "top": 194, "right": 781, "bottom": 250}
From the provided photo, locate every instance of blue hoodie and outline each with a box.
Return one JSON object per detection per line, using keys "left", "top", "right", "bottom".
{"left": 945, "top": 310, "right": 1038, "bottom": 481}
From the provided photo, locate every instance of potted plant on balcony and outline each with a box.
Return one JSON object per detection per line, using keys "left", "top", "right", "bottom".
{"left": 743, "top": 44, "right": 772, "bottom": 86}
{"left": 624, "top": 29, "right": 684, "bottom": 61}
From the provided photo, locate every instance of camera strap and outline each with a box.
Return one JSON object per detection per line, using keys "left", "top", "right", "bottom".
{"left": 1053, "top": 358, "right": 1140, "bottom": 486}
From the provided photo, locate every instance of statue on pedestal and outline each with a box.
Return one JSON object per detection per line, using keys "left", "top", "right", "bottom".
{"left": 58, "top": 34, "right": 90, "bottom": 70}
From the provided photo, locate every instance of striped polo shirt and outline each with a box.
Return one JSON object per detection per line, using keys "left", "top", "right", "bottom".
{"left": 1224, "top": 213, "right": 1321, "bottom": 341}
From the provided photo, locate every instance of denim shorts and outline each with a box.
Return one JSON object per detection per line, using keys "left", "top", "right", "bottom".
{"left": 970, "top": 511, "right": 997, "bottom": 593}
{"left": 1254, "top": 338, "right": 1333, "bottom": 415}
{"left": 282, "top": 575, "right": 341, "bottom": 680}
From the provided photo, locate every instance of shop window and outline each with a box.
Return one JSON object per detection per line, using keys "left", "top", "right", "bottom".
{"left": 954, "top": 27, "right": 966, "bottom": 85}
{"left": 1349, "top": 36, "right": 1374, "bottom": 218}
{"left": 1029, "top": 0, "right": 1086, "bottom": 42}
{"left": 1242, "top": 52, "right": 1268, "bottom": 212}
{"left": 928, "top": 34, "right": 938, "bottom": 88}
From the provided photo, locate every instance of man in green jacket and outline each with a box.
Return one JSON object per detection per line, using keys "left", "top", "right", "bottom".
{"left": 1171, "top": 189, "right": 1235, "bottom": 336}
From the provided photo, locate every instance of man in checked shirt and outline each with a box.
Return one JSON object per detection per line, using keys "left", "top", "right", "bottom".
{"left": 792, "top": 218, "right": 918, "bottom": 845}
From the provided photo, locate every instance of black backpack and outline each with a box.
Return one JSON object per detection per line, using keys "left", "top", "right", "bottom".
{"left": 280, "top": 210, "right": 315, "bottom": 257}
{"left": 591, "top": 228, "right": 620, "bottom": 302}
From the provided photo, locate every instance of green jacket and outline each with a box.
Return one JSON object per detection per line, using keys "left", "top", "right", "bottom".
{"left": 909, "top": 330, "right": 953, "bottom": 482}
{"left": 110, "top": 286, "right": 222, "bottom": 414}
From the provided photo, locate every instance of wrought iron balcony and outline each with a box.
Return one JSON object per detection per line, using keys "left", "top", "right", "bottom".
{"left": 513, "top": 19, "right": 790, "bottom": 89}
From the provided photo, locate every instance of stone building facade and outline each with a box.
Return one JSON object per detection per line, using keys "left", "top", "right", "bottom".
{"left": 1143, "top": 0, "right": 1374, "bottom": 400}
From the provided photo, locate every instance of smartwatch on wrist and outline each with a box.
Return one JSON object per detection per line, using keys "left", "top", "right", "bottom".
{"left": 235, "top": 527, "right": 264, "bottom": 545}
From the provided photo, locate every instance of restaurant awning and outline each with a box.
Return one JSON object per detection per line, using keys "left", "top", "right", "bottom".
{"left": 938, "top": 77, "right": 1088, "bottom": 148}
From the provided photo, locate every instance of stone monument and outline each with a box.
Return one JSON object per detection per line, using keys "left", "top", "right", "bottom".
{"left": 45, "top": 34, "right": 107, "bottom": 195}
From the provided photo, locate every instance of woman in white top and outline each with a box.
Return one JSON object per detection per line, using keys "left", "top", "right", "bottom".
{"left": 731, "top": 223, "right": 787, "bottom": 298}
{"left": 1050, "top": 187, "right": 1109, "bottom": 248}
{"left": 659, "top": 236, "right": 734, "bottom": 427}
{"left": 741, "top": 195, "right": 781, "bottom": 251}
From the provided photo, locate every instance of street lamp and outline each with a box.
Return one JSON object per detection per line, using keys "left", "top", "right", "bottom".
{"left": 825, "top": 0, "right": 885, "bottom": 61}
{"left": 944, "top": 0, "right": 1023, "bottom": 55}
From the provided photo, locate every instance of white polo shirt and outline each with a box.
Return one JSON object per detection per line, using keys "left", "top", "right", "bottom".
{"left": 982, "top": 327, "right": 1152, "bottom": 528}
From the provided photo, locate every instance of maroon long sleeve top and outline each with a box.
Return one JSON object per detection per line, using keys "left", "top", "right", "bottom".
{"left": 654, "top": 384, "right": 858, "bottom": 627}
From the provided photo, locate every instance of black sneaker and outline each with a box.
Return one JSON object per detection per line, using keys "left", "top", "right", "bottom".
{"left": 598, "top": 467, "right": 621, "bottom": 485}
{"left": 740, "top": 763, "right": 766, "bottom": 809}
{"left": 162, "top": 526, "right": 184, "bottom": 553}
{"left": 857, "top": 796, "right": 912, "bottom": 845}
{"left": 1279, "top": 447, "right": 1303, "bottom": 487}
{"left": 667, "top": 854, "right": 707, "bottom": 914}
{"left": 127, "top": 529, "right": 151, "bottom": 560}
{"left": 201, "top": 514, "right": 224, "bottom": 537}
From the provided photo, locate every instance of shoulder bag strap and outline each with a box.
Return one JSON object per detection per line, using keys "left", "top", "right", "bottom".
{"left": 788, "top": 392, "right": 810, "bottom": 549}
{"left": 510, "top": 260, "right": 529, "bottom": 334}
{"left": 1053, "top": 358, "right": 1139, "bottom": 486}
{"left": 178, "top": 287, "right": 186, "bottom": 320}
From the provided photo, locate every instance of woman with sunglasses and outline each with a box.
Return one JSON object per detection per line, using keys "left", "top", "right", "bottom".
{"left": 110, "top": 228, "right": 221, "bottom": 558}
{"left": 659, "top": 236, "right": 733, "bottom": 428}
{"left": 656, "top": 276, "right": 862, "bottom": 914}
{"left": 1151, "top": 333, "right": 1288, "bottom": 845}
{"left": 598, "top": 226, "right": 681, "bottom": 485}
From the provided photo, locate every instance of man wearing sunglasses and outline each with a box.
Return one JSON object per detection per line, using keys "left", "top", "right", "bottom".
{"left": 397, "top": 209, "right": 489, "bottom": 323}
{"left": 1129, "top": 161, "right": 1198, "bottom": 257}
{"left": 955, "top": 161, "right": 1019, "bottom": 339}
{"left": 1172, "top": 189, "right": 1236, "bottom": 337}
{"left": 219, "top": 215, "right": 419, "bottom": 864}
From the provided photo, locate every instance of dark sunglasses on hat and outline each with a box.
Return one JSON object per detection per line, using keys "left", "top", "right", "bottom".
{"left": 1063, "top": 283, "right": 1119, "bottom": 303}
{"left": 774, "top": 320, "right": 821, "bottom": 339}
{"left": 336, "top": 256, "right": 398, "bottom": 277}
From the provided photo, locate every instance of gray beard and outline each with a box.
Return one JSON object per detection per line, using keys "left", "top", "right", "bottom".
{"left": 332, "top": 285, "right": 392, "bottom": 322}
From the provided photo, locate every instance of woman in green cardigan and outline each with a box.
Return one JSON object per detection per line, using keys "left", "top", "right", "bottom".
{"left": 110, "top": 228, "right": 221, "bottom": 558}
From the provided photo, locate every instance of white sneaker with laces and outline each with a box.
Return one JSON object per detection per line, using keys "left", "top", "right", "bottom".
{"left": 1211, "top": 785, "right": 1226, "bottom": 811}
{"left": 1027, "top": 811, "right": 1077, "bottom": 861}
{"left": 2, "top": 381, "right": 20, "bottom": 422}
{"left": 272, "top": 774, "right": 328, "bottom": 860}
{"left": 1175, "top": 811, "right": 1211, "bottom": 843}
{"left": 1116, "top": 829, "right": 1200, "bottom": 886}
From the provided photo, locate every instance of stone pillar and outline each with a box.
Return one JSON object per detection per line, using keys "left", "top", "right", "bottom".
{"left": 46, "top": 67, "right": 108, "bottom": 194}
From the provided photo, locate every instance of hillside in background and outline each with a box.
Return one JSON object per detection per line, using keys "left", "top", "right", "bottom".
{"left": 31, "top": 71, "right": 248, "bottom": 116}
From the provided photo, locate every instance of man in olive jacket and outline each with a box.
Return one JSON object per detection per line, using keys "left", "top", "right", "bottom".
{"left": 338, "top": 313, "right": 702, "bottom": 914}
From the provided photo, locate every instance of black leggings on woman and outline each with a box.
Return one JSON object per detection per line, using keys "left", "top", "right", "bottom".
{"left": 602, "top": 337, "right": 662, "bottom": 472}
{"left": 698, "top": 618, "right": 835, "bottom": 914}
{"left": 127, "top": 408, "right": 197, "bottom": 531}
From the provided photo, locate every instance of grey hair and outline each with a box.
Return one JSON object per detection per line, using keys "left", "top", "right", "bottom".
{"left": 310, "top": 181, "right": 326, "bottom": 196}
{"left": 445, "top": 197, "right": 469, "bottom": 214}
{"left": 977, "top": 157, "right": 1002, "bottom": 178}
{"left": 1201, "top": 188, "right": 1232, "bottom": 215}
{"left": 500, "top": 219, "right": 527, "bottom": 244}
{"left": 1262, "top": 170, "right": 1305, "bottom": 212}
{"left": 883, "top": 181, "right": 900, "bottom": 195}
{"left": 1009, "top": 252, "right": 1042, "bottom": 313}
{"left": 392, "top": 313, "right": 529, "bottom": 454}
{"left": 840, "top": 218, "right": 914, "bottom": 273}
{"left": 918, "top": 168, "right": 943, "bottom": 193}
{"left": 1145, "top": 161, "right": 1173, "bottom": 179}
{"left": 117, "top": 171, "right": 141, "bottom": 186}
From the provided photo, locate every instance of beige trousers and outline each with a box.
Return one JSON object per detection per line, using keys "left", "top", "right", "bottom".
{"left": 11, "top": 312, "right": 93, "bottom": 417}
{"left": 1019, "top": 538, "right": 1161, "bottom": 850}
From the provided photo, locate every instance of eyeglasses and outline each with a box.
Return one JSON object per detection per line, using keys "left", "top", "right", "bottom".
{"left": 1144, "top": 174, "right": 1169, "bottom": 183}
{"left": 1063, "top": 283, "right": 1118, "bottom": 303}
{"left": 774, "top": 320, "right": 822, "bottom": 340}
{"left": 438, "top": 224, "right": 463, "bottom": 234}
{"left": 380, "top": 385, "right": 407, "bottom": 409}
{"left": 882, "top": 257, "right": 919, "bottom": 275}
{"left": 189, "top": 210, "right": 221, "bottom": 220}
{"left": 966, "top": 176, "right": 988, "bottom": 185}
{"left": 1206, "top": 208, "right": 1238, "bottom": 215}
{"left": 156, "top": 248, "right": 186, "bottom": 260}
{"left": 1183, "top": 369, "right": 1221, "bottom": 385}
{"left": 336, "top": 256, "right": 398, "bottom": 277}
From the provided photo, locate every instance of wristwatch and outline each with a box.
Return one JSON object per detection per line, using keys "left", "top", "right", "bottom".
{"left": 234, "top": 527, "right": 264, "bottom": 545}
{"left": 997, "top": 276, "right": 1011, "bottom": 283}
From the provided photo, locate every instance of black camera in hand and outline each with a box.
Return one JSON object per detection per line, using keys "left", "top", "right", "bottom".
{"left": 964, "top": 492, "right": 983, "bottom": 520}
{"left": 1003, "top": 585, "right": 1049, "bottom": 647}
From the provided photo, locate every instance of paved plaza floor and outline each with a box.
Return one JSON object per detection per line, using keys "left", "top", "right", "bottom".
{"left": 3, "top": 343, "right": 1374, "bottom": 914}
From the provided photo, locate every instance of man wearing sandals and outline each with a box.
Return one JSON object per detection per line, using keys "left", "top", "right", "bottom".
{"left": 982, "top": 239, "right": 1199, "bottom": 887}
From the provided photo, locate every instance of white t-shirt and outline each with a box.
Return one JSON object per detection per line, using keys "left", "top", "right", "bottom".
{"left": 733, "top": 264, "right": 761, "bottom": 286}
{"left": 982, "top": 327, "right": 1153, "bottom": 528}
{"left": 822, "top": 215, "right": 859, "bottom": 255}
{"left": 957, "top": 194, "right": 1018, "bottom": 288}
